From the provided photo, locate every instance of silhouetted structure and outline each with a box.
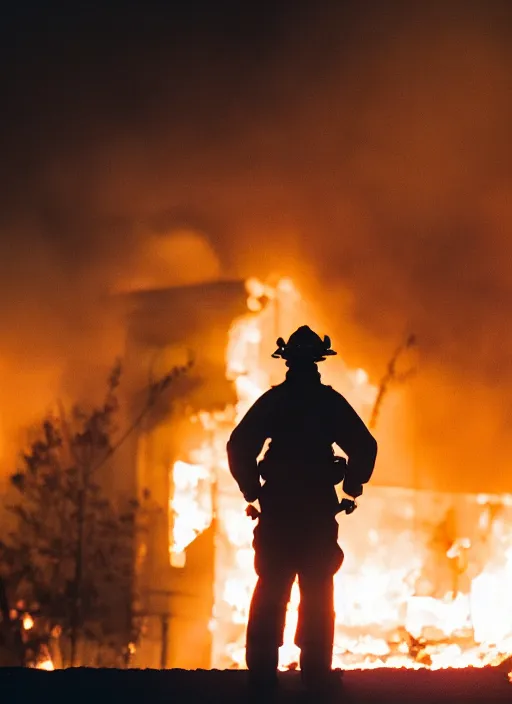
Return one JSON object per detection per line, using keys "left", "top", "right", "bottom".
{"left": 227, "top": 326, "right": 377, "bottom": 695}
{"left": 114, "top": 280, "right": 249, "bottom": 668}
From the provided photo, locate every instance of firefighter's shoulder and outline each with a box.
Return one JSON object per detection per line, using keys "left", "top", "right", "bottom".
{"left": 252, "top": 384, "right": 285, "bottom": 405}
{"left": 320, "top": 383, "right": 350, "bottom": 406}
{"left": 251, "top": 382, "right": 289, "bottom": 410}
{"left": 260, "top": 382, "right": 287, "bottom": 402}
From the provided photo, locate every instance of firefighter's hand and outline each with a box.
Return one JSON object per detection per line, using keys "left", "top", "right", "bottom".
{"left": 246, "top": 505, "right": 260, "bottom": 520}
{"left": 338, "top": 498, "right": 357, "bottom": 515}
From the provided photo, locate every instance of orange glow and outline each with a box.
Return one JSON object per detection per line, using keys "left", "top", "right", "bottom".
{"left": 36, "top": 658, "right": 55, "bottom": 671}
{"left": 22, "top": 613, "right": 34, "bottom": 630}
{"left": 169, "top": 276, "right": 512, "bottom": 670}
{"left": 169, "top": 460, "right": 213, "bottom": 566}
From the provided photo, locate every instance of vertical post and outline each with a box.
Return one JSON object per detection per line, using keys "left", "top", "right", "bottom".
{"left": 70, "top": 483, "right": 86, "bottom": 667}
{"left": 0, "top": 577, "right": 9, "bottom": 624}
{"left": 209, "top": 433, "right": 218, "bottom": 669}
{"left": 0, "top": 577, "right": 23, "bottom": 665}
{"left": 160, "top": 615, "right": 169, "bottom": 669}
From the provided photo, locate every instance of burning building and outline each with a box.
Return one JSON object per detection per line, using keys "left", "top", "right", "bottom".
{"left": 116, "top": 275, "right": 512, "bottom": 672}
{"left": 112, "top": 278, "right": 250, "bottom": 669}
{"left": 1, "top": 0, "right": 512, "bottom": 679}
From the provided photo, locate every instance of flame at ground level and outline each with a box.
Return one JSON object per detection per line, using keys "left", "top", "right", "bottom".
{"left": 168, "top": 277, "right": 512, "bottom": 670}
{"left": 35, "top": 658, "right": 55, "bottom": 671}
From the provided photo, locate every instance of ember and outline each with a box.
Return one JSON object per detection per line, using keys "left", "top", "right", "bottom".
{"left": 169, "top": 277, "right": 512, "bottom": 671}
{"left": 22, "top": 614, "right": 34, "bottom": 631}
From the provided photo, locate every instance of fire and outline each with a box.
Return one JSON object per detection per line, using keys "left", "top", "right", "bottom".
{"left": 22, "top": 613, "right": 34, "bottom": 630}
{"left": 170, "top": 460, "right": 213, "bottom": 568}
{"left": 20, "top": 613, "right": 56, "bottom": 670}
{"left": 36, "top": 658, "right": 55, "bottom": 671}
{"left": 169, "top": 277, "right": 512, "bottom": 670}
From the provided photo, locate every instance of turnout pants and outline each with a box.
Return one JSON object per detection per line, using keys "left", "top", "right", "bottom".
{"left": 245, "top": 513, "right": 344, "bottom": 681}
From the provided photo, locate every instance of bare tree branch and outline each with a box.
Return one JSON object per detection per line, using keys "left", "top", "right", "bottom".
{"left": 369, "top": 334, "right": 418, "bottom": 430}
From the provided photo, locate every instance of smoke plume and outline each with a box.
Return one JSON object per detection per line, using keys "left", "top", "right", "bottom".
{"left": 0, "top": 2, "right": 511, "bottom": 490}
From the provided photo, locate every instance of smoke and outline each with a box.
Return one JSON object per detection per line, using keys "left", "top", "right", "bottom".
{"left": 0, "top": 2, "right": 511, "bottom": 490}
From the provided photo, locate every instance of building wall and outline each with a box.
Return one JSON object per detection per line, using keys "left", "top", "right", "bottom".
{"left": 118, "top": 281, "right": 248, "bottom": 669}
{"left": 133, "top": 416, "right": 215, "bottom": 669}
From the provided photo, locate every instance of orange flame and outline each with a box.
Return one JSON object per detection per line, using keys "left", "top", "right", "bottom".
{"left": 169, "top": 277, "right": 512, "bottom": 670}
{"left": 36, "top": 658, "right": 55, "bottom": 671}
{"left": 22, "top": 613, "right": 34, "bottom": 630}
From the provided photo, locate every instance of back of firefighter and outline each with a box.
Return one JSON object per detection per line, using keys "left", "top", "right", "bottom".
{"left": 227, "top": 326, "right": 377, "bottom": 697}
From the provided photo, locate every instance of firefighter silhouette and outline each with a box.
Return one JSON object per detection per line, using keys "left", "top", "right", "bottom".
{"left": 227, "top": 325, "right": 378, "bottom": 694}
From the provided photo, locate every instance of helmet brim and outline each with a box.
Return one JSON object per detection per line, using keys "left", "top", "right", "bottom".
{"left": 271, "top": 347, "right": 337, "bottom": 361}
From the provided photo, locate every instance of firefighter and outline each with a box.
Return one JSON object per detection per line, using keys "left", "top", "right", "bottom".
{"left": 226, "top": 325, "right": 377, "bottom": 695}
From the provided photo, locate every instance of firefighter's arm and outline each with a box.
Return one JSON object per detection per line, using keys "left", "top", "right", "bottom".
{"left": 226, "top": 393, "right": 272, "bottom": 503}
{"left": 333, "top": 393, "right": 377, "bottom": 498}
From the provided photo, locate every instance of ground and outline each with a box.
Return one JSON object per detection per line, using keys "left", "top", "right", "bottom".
{"left": 0, "top": 666, "right": 511, "bottom": 703}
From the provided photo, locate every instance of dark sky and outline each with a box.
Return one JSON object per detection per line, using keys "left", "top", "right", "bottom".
{"left": 1, "top": 1, "right": 512, "bottom": 490}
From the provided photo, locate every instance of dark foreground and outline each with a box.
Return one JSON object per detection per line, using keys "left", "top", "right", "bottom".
{"left": 1, "top": 665, "right": 511, "bottom": 703}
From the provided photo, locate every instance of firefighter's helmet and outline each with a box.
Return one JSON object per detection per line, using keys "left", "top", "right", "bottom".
{"left": 271, "top": 325, "right": 337, "bottom": 362}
